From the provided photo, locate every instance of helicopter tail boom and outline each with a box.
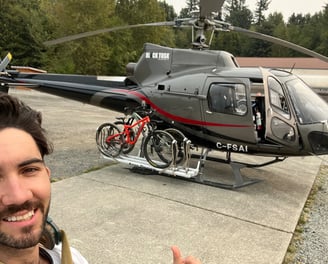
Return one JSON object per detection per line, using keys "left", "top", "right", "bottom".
{"left": 7, "top": 72, "right": 141, "bottom": 112}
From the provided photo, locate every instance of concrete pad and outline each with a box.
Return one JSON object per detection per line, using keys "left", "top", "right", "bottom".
{"left": 50, "top": 155, "right": 322, "bottom": 264}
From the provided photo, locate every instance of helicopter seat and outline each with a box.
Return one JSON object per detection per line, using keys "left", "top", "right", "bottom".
{"left": 209, "top": 85, "right": 234, "bottom": 114}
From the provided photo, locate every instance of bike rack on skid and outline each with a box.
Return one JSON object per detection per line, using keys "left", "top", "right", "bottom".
{"left": 100, "top": 132, "right": 285, "bottom": 189}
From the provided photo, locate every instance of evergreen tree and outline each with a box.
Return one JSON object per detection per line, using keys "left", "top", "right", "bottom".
{"left": 43, "top": 0, "right": 125, "bottom": 75}
{"left": 267, "top": 12, "right": 290, "bottom": 57}
{"left": 116, "top": 0, "right": 175, "bottom": 58}
{"left": 225, "top": 0, "right": 253, "bottom": 28}
{"left": 316, "top": 4, "right": 328, "bottom": 56}
{"left": 0, "top": 0, "right": 47, "bottom": 67}
{"left": 173, "top": 0, "right": 198, "bottom": 48}
{"left": 254, "top": 0, "right": 271, "bottom": 25}
{"left": 210, "top": 0, "right": 252, "bottom": 55}
{"left": 248, "top": 21, "right": 274, "bottom": 57}
{"left": 286, "top": 13, "right": 312, "bottom": 56}
{"left": 159, "top": 1, "right": 177, "bottom": 21}
{"left": 186, "top": 0, "right": 200, "bottom": 14}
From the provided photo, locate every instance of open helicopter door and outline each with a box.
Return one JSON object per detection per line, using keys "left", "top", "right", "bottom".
{"left": 261, "top": 68, "right": 300, "bottom": 148}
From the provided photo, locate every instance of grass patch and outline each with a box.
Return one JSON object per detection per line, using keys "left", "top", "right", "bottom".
{"left": 50, "top": 162, "right": 115, "bottom": 183}
{"left": 283, "top": 165, "right": 327, "bottom": 263}
{"left": 50, "top": 177, "right": 64, "bottom": 183}
{"left": 83, "top": 162, "right": 115, "bottom": 173}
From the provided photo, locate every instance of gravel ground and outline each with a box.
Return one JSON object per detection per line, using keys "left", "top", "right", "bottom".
{"left": 289, "top": 164, "right": 328, "bottom": 264}
{"left": 11, "top": 89, "right": 328, "bottom": 264}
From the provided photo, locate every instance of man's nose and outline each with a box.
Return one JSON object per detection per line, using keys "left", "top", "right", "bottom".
{"left": 0, "top": 175, "right": 33, "bottom": 206}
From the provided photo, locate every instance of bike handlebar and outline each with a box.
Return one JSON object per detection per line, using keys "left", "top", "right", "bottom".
{"left": 124, "top": 106, "right": 155, "bottom": 117}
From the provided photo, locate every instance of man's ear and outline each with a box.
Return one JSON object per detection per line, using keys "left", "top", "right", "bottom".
{"left": 46, "top": 166, "right": 51, "bottom": 180}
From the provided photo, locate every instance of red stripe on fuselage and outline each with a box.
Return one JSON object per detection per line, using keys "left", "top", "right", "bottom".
{"left": 111, "top": 89, "right": 251, "bottom": 128}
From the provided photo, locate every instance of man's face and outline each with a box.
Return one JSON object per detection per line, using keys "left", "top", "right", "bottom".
{"left": 0, "top": 128, "right": 51, "bottom": 249}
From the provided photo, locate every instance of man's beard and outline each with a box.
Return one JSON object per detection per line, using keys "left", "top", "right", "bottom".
{"left": 0, "top": 200, "right": 49, "bottom": 249}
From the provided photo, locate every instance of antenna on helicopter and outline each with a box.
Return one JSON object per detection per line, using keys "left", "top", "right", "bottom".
{"left": 289, "top": 62, "right": 296, "bottom": 73}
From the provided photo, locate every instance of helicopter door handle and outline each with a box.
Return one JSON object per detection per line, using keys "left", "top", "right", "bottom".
{"left": 206, "top": 110, "right": 213, "bottom": 114}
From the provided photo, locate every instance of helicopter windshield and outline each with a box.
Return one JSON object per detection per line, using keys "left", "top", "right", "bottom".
{"left": 286, "top": 78, "right": 328, "bottom": 124}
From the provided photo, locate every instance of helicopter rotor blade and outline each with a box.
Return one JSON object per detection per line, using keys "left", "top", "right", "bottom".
{"left": 229, "top": 25, "right": 328, "bottom": 63}
{"left": 199, "top": 0, "right": 225, "bottom": 17}
{"left": 43, "top": 21, "right": 175, "bottom": 46}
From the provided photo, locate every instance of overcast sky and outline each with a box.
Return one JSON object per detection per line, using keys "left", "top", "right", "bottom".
{"left": 164, "top": 0, "right": 327, "bottom": 21}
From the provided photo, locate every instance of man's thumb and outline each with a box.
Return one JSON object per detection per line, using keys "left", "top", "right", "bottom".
{"left": 171, "top": 245, "right": 183, "bottom": 264}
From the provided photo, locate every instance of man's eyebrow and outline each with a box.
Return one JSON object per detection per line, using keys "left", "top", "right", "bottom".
{"left": 18, "top": 158, "right": 45, "bottom": 167}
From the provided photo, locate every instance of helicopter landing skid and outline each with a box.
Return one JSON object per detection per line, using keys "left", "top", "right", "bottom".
{"left": 190, "top": 150, "right": 286, "bottom": 189}
{"left": 191, "top": 162, "right": 259, "bottom": 189}
{"left": 102, "top": 148, "right": 285, "bottom": 189}
{"left": 184, "top": 148, "right": 259, "bottom": 189}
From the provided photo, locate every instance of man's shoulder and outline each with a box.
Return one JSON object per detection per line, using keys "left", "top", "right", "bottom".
{"left": 41, "top": 243, "right": 89, "bottom": 264}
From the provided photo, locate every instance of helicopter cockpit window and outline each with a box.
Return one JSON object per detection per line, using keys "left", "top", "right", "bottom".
{"left": 208, "top": 83, "right": 247, "bottom": 115}
{"left": 286, "top": 78, "right": 328, "bottom": 124}
{"left": 268, "top": 77, "right": 290, "bottom": 118}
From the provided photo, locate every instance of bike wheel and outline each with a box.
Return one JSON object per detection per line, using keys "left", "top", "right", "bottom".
{"left": 143, "top": 130, "right": 176, "bottom": 169}
{"left": 165, "top": 128, "right": 186, "bottom": 165}
{"left": 96, "top": 123, "right": 123, "bottom": 157}
{"left": 114, "top": 121, "right": 136, "bottom": 154}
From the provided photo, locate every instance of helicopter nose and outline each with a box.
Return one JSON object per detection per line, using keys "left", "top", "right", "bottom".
{"left": 308, "top": 131, "right": 328, "bottom": 155}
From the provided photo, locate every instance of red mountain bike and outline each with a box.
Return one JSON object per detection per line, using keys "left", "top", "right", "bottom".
{"left": 96, "top": 110, "right": 177, "bottom": 169}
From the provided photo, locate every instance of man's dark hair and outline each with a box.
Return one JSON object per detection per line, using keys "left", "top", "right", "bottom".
{"left": 0, "top": 93, "right": 53, "bottom": 157}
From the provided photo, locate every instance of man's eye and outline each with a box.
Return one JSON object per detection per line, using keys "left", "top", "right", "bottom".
{"left": 22, "top": 167, "right": 40, "bottom": 175}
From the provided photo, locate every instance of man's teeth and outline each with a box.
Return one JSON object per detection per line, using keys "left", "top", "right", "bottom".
{"left": 4, "top": 211, "right": 34, "bottom": 222}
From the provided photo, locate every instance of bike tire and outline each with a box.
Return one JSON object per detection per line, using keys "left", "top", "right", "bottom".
{"left": 114, "top": 121, "right": 136, "bottom": 154}
{"left": 96, "top": 123, "right": 123, "bottom": 157}
{"left": 143, "top": 130, "right": 176, "bottom": 169}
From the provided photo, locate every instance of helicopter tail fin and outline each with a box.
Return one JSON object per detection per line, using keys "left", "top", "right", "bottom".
{"left": 0, "top": 53, "right": 12, "bottom": 93}
{"left": 0, "top": 53, "right": 12, "bottom": 72}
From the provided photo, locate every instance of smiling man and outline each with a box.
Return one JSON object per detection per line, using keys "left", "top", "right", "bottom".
{"left": 0, "top": 94, "right": 88, "bottom": 263}
{"left": 0, "top": 128, "right": 52, "bottom": 262}
{"left": 0, "top": 93, "right": 201, "bottom": 264}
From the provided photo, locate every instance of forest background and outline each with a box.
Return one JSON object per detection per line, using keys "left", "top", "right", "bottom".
{"left": 1, "top": 0, "right": 327, "bottom": 75}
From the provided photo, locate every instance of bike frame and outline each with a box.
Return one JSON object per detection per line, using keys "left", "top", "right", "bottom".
{"left": 106, "top": 115, "right": 151, "bottom": 145}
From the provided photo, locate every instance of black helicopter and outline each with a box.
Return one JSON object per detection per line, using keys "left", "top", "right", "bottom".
{"left": 1, "top": 0, "right": 328, "bottom": 188}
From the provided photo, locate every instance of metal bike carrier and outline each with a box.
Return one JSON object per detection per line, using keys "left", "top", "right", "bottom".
{"left": 104, "top": 139, "right": 200, "bottom": 179}
{"left": 102, "top": 139, "right": 286, "bottom": 190}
